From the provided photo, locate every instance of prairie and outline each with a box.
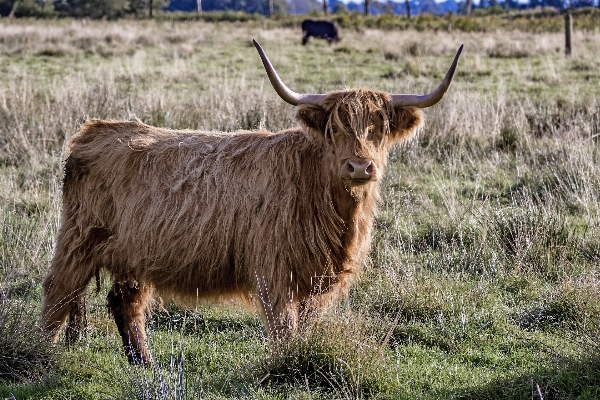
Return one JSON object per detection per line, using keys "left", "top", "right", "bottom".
{"left": 0, "top": 18, "right": 599, "bottom": 399}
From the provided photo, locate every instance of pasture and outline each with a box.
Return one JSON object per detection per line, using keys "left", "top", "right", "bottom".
{"left": 1, "top": 18, "right": 600, "bottom": 399}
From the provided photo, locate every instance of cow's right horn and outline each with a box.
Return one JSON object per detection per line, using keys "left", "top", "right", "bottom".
{"left": 390, "top": 45, "right": 463, "bottom": 108}
{"left": 253, "top": 39, "right": 326, "bottom": 106}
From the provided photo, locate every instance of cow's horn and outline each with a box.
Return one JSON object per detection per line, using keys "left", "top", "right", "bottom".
{"left": 253, "top": 39, "right": 326, "bottom": 106}
{"left": 390, "top": 45, "right": 463, "bottom": 108}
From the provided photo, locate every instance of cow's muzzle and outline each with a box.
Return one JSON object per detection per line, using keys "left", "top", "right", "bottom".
{"left": 342, "top": 159, "right": 375, "bottom": 182}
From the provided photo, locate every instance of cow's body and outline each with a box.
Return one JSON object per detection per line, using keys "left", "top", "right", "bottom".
{"left": 42, "top": 40, "right": 462, "bottom": 365}
{"left": 301, "top": 19, "right": 340, "bottom": 45}
{"left": 57, "top": 119, "right": 356, "bottom": 313}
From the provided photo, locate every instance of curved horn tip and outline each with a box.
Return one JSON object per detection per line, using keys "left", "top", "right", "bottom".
{"left": 455, "top": 44, "right": 464, "bottom": 59}
{"left": 389, "top": 44, "right": 463, "bottom": 108}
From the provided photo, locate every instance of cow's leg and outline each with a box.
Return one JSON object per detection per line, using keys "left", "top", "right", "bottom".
{"left": 255, "top": 279, "right": 299, "bottom": 339}
{"left": 297, "top": 277, "right": 348, "bottom": 327}
{"left": 107, "top": 281, "right": 153, "bottom": 365}
{"left": 302, "top": 33, "right": 309, "bottom": 45}
{"left": 41, "top": 257, "right": 95, "bottom": 345}
{"left": 42, "top": 224, "right": 110, "bottom": 345}
{"left": 65, "top": 295, "right": 87, "bottom": 345}
{"left": 264, "top": 297, "right": 300, "bottom": 339}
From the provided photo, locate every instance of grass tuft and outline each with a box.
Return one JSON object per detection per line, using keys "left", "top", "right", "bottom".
{"left": 0, "top": 299, "right": 54, "bottom": 383}
{"left": 259, "top": 310, "right": 391, "bottom": 397}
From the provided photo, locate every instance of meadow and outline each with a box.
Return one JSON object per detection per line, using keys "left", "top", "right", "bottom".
{"left": 0, "top": 17, "right": 599, "bottom": 399}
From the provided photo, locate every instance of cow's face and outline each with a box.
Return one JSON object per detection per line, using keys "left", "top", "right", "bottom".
{"left": 297, "top": 90, "right": 422, "bottom": 191}
{"left": 253, "top": 40, "right": 459, "bottom": 194}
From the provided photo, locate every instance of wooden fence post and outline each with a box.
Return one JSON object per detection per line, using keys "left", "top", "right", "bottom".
{"left": 565, "top": 11, "right": 572, "bottom": 57}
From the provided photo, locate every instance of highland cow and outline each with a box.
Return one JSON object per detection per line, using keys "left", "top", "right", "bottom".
{"left": 301, "top": 19, "right": 340, "bottom": 45}
{"left": 42, "top": 40, "right": 462, "bottom": 365}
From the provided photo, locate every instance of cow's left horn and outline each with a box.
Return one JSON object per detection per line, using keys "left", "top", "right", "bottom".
{"left": 390, "top": 45, "right": 463, "bottom": 108}
{"left": 253, "top": 39, "right": 326, "bottom": 106}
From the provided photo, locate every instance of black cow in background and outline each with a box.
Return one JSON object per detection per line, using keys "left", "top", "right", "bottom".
{"left": 301, "top": 19, "right": 341, "bottom": 45}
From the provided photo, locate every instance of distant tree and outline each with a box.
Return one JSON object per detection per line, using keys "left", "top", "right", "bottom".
{"left": 53, "top": 0, "right": 129, "bottom": 19}
{"left": 199, "top": 0, "right": 285, "bottom": 15}
{"left": 0, "top": 0, "right": 15, "bottom": 16}
{"left": 465, "top": 0, "right": 472, "bottom": 14}
{"left": 287, "top": 0, "right": 319, "bottom": 14}
{"left": 166, "top": 0, "right": 196, "bottom": 11}
{"left": 504, "top": 0, "right": 520, "bottom": 9}
{"left": 1, "top": 0, "right": 55, "bottom": 17}
{"left": 331, "top": 0, "right": 347, "bottom": 13}
{"left": 127, "top": 0, "right": 167, "bottom": 16}
{"left": 546, "top": 0, "right": 566, "bottom": 8}
{"left": 571, "top": 0, "right": 593, "bottom": 6}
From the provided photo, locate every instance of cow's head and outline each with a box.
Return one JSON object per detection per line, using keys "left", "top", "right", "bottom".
{"left": 254, "top": 40, "right": 462, "bottom": 193}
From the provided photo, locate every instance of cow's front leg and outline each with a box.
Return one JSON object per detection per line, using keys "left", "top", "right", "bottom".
{"left": 107, "top": 280, "right": 153, "bottom": 365}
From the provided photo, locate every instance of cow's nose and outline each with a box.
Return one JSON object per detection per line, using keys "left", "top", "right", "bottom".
{"left": 346, "top": 159, "right": 374, "bottom": 180}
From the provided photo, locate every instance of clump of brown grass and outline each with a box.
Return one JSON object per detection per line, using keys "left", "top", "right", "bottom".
{"left": 487, "top": 43, "right": 532, "bottom": 59}
{"left": 0, "top": 299, "right": 55, "bottom": 382}
{"left": 259, "top": 308, "right": 393, "bottom": 396}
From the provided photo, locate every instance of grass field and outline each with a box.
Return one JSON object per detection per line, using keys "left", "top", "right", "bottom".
{"left": 0, "top": 18, "right": 599, "bottom": 399}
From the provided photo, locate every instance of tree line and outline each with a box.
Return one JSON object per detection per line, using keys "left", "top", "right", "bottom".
{"left": 0, "top": 0, "right": 597, "bottom": 19}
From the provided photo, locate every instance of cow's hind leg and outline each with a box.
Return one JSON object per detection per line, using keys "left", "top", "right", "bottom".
{"left": 107, "top": 280, "right": 153, "bottom": 365}
{"left": 42, "top": 225, "right": 111, "bottom": 345}
{"left": 42, "top": 265, "right": 95, "bottom": 345}
{"left": 65, "top": 295, "right": 87, "bottom": 345}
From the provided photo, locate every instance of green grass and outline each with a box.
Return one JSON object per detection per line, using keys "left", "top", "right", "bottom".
{"left": 0, "top": 18, "right": 599, "bottom": 399}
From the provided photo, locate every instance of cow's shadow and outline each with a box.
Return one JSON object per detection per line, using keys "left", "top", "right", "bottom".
{"left": 149, "top": 304, "right": 263, "bottom": 339}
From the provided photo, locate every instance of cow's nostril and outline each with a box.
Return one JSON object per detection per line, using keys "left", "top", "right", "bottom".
{"left": 348, "top": 163, "right": 354, "bottom": 172}
{"left": 366, "top": 162, "right": 374, "bottom": 174}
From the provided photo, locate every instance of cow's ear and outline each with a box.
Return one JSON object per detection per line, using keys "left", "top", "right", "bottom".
{"left": 297, "top": 105, "right": 328, "bottom": 137}
{"left": 390, "top": 106, "right": 423, "bottom": 142}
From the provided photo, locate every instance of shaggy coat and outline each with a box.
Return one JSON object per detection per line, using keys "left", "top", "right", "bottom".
{"left": 41, "top": 89, "right": 423, "bottom": 364}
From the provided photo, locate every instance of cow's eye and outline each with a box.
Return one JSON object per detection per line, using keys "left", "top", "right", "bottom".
{"left": 331, "top": 126, "right": 338, "bottom": 133}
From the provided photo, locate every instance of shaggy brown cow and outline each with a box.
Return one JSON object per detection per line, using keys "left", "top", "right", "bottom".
{"left": 41, "top": 40, "right": 462, "bottom": 365}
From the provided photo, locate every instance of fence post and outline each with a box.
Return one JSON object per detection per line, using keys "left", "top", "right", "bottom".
{"left": 564, "top": 11, "right": 572, "bottom": 57}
